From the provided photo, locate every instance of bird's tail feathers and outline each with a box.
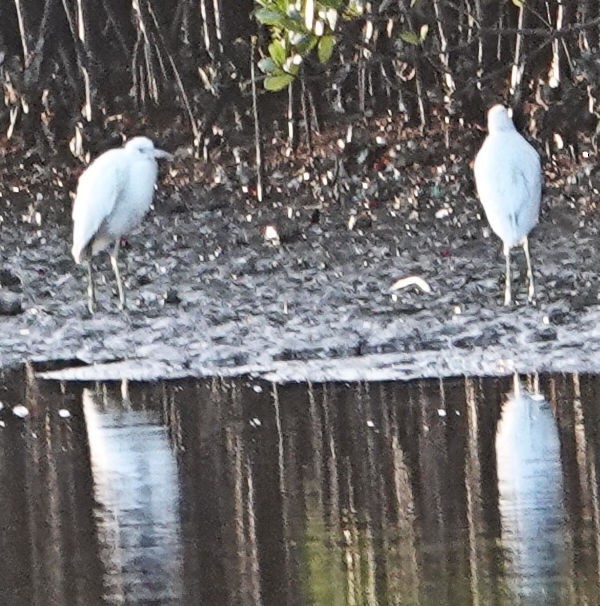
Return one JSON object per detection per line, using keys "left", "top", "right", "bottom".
{"left": 508, "top": 212, "right": 520, "bottom": 245}
{"left": 72, "top": 244, "right": 84, "bottom": 264}
{"left": 72, "top": 238, "right": 92, "bottom": 264}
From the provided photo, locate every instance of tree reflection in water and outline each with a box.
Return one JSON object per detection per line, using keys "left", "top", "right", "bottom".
{"left": 1, "top": 366, "right": 599, "bottom": 605}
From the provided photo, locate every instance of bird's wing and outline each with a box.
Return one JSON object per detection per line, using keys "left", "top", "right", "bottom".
{"left": 71, "top": 150, "right": 125, "bottom": 262}
{"left": 507, "top": 145, "right": 542, "bottom": 223}
{"left": 475, "top": 135, "right": 541, "bottom": 245}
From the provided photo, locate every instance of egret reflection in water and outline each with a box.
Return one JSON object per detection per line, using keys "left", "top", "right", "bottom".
{"left": 495, "top": 377, "right": 569, "bottom": 601}
{"left": 82, "top": 383, "right": 183, "bottom": 604}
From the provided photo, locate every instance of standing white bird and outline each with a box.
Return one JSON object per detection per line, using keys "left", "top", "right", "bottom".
{"left": 474, "top": 105, "right": 542, "bottom": 305}
{"left": 72, "top": 136, "right": 173, "bottom": 313}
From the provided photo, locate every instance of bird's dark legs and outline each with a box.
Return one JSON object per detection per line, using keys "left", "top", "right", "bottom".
{"left": 503, "top": 243, "right": 511, "bottom": 306}
{"left": 522, "top": 236, "right": 535, "bottom": 303}
{"left": 87, "top": 261, "right": 96, "bottom": 313}
{"left": 109, "top": 241, "right": 126, "bottom": 310}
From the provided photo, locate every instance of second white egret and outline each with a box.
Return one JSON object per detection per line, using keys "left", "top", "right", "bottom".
{"left": 474, "top": 105, "right": 542, "bottom": 305}
{"left": 71, "top": 136, "right": 173, "bottom": 312}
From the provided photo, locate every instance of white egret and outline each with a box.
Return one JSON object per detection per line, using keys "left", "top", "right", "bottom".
{"left": 71, "top": 136, "right": 173, "bottom": 312}
{"left": 474, "top": 105, "right": 542, "bottom": 305}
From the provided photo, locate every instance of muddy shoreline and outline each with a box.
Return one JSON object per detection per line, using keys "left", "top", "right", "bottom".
{"left": 1, "top": 126, "right": 599, "bottom": 383}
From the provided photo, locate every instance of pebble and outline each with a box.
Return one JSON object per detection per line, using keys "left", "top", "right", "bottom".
{"left": 0, "top": 291, "right": 23, "bottom": 315}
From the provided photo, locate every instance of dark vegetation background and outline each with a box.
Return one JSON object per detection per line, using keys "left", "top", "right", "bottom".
{"left": 0, "top": 0, "right": 599, "bottom": 216}
{"left": 1, "top": 1, "right": 599, "bottom": 154}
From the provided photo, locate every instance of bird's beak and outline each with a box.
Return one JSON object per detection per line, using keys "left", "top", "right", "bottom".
{"left": 154, "top": 148, "right": 174, "bottom": 161}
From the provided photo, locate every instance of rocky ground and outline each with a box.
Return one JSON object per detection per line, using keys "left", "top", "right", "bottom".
{"left": 1, "top": 115, "right": 600, "bottom": 383}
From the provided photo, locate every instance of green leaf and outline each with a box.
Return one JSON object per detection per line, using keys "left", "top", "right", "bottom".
{"left": 317, "top": 35, "right": 335, "bottom": 63}
{"left": 344, "top": 1, "right": 364, "bottom": 18}
{"left": 295, "top": 34, "right": 318, "bottom": 55}
{"left": 285, "top": 60, "right": 300, "bottom": 76}
{"left": 419, "top": 24, "right": 429, "bottom": 41}
{"left": 281, "top": 16, "right": 309, "bottom": 33}
{"left": 255, "top": 8, "right": 285, "bottom": 26}
{"left": 269, "top": 40, "right": 287, "bottom": 67}
{"left": 264, "top": 73, "right": 295, "bottom": 91}
{"left": 399, "top": 30, "right": 420, "bottom": 45}
{"left": 258, "top": 57, "right": 278, "bottom": 74}
{"left": 512, "top": 0, "right": 524, "bottom": 7}
{"left": 258, "top": 0, "right": 290, "bottom": 11}
{"left": 318, "top": 0, "right": 344, "bottom": 8}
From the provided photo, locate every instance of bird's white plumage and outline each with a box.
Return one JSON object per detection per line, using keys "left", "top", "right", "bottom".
{"left": 71, "top": 136, "right": 173, "bottom": 312}
{"left": 72, "top": 137, "right": 163, "bottom": 263}
{"left": 72, "top": 148, "right": 124, "bottom": 262}
{"left": 474, "top": 105, "right": 542, "bottom": 248}
{"left": 474, "top": 105, "right": 542, "bottom": 305}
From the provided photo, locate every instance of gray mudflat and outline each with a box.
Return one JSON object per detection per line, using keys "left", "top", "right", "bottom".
{"left": 1, "top": 146, "right": 598, "bottom": 382}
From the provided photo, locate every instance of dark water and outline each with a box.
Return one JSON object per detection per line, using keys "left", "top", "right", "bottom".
{"left": 1, "top": 367, "right": 600, "bottom": 605}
